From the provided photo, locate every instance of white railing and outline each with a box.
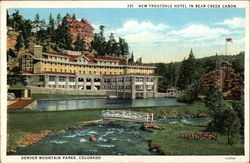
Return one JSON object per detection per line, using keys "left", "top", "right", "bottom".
{"left": 58, "top": 82, "right": 65, "bottom": 85}
{"left": 48, "top": 81, "right": 55, "bottom": 85}
{"left": 146, "top": 82, "right": 154, "bottom": 85}
{"left": 135, "top": 82, "right": 143, "bottom": 85}
{"left": 94, "top": 82, "right": 100, "bottom": 86}
{"left": 102, "top": 110, "right": 154, "bottom": 123}
{"left": 69, "top": 82, "right": 75, "bottom": 85}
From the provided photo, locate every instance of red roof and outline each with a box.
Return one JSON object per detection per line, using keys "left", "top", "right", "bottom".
{"left": 21, "top": 71, "right": 33, "bottom": 74}
{"left": 25, "top": 51, "right": 153, "bottom": 67}
{"left": 8, "top": 99, "right": 34, "bottom": 109}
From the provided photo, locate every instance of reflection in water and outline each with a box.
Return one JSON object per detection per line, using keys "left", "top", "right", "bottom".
{"left": 35, "top": 98, "right": 183, "bottom": 111}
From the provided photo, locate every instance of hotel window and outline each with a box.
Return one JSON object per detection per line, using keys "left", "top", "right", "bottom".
{"left": 79, "top": 70, "right": 81, "bottom": 73}
{"left": 59, "top": 77, "right": 65, "bottom": 82}
{"left": 39, "top": 76, "right": 44, "bottom": 82}
{"left": 69, "top": 78, "right": 75, "bottom": 82}
{"left": 44, "top": 68, "right": 46, "bottom": 71}
{"left": 55, "top": 68, "right": 57, "bottom": 72}
{"left": 70, "top": 70, "right": 72, "bottom": 73}
{"left": 50, "top": 68, "right": 52, "bottom": 72}
{"left": 65, "top": 69, "right": 67, "bottom": 73}
{"left": 60, "top": 69, "right": 63, "bottom": 72}
{"left": 74, "top": 70, "right": 76, "bottom": 73}
{"left": 49, "top": 77, "right": 55, "bottom": 81}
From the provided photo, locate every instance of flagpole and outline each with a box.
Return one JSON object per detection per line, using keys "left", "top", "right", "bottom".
{"left": 225, "top": 38, "right": 227, "bottom": 55}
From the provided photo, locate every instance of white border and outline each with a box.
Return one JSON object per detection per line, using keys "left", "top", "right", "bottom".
{"left": 1, "top": 1, "right": 249, "bottom": 163}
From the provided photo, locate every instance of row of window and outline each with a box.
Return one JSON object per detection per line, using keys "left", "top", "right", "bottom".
{"left": 42, "top": 61, "right": 153, "bottom": 70}
{"left": 44, "top": 67, "right": 124, "bottom": 75}
{"left": 48, "top": 77, "right": 101, "bottom": 82}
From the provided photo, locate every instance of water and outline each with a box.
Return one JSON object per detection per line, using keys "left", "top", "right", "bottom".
{"left": 12, "top": 117, "right": 212, "bottom": 155}
{"left": 13, "top": 122, "right": 155, "bottom": 155}
{"left": 34, "top": 98, "right": 183, "bottom": 111}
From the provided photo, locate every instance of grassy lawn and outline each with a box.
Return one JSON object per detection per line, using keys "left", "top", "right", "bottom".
{"left": 7, "top": 101, "right": 211, "bottom": 153}
{"left": 134, "top": 101, "right": 211, "bottom": 118}
{"left": 32, "top": 93, "right": 106, "bottom": 99}
{"left": 7, "top": 109, "right": 101, "bottom": 152}
{"left": 149, "top": 123, "right": 244, "bottom": 155}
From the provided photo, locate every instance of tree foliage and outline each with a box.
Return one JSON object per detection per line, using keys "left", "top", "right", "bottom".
{"left": 222, "top": 108, "right": 241, "bottom": 145}
{"left": 15, "top": 33, "right": 24, "bottom": 52}
{"left": 7, "top": 67, "right": 27, "bottom": 86}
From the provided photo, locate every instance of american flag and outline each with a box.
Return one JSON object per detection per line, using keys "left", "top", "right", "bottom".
{"left": 226, "top": 38, "right": 233, "bottom": 43}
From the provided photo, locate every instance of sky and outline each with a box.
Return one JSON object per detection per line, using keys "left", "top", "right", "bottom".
{"left": 8, "top": 8, "right": 245, "bottom": 63}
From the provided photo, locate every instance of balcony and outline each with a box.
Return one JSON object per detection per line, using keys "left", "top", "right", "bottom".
{"left": 48, "top": 81, "right": 55, "bottom": 85}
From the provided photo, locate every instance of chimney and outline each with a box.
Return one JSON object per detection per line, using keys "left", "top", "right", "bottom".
{"left": 34, "top": 45, "right": 43, "bottom": 58}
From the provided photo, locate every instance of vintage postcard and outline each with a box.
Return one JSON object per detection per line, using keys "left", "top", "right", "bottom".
{"left": 0, "top": 1, "right": 249, "bottom": 163}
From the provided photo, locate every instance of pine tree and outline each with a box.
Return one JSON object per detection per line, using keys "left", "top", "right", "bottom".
{"left": 12, "top": 10, "right": 23, "bottom": 31}
{"left": 56, "top": 13, "right": 62, "bottom": 27}
{"left": 74, "top": 35, "right": 83, "bottom": 51}
{"left": 15, "top": 33, "right": 23, "bottom": 52}
{"left": 222, "top": 108, "right": 241, "bottom": 145}
{"left": 55, "top": 15, "right": 73, "bottom": 50}
{"left": 48, "top": 13, "right": 55, "bottom": 30}
{"left": 177, "top": 49, "right": 196, "bottom": 89}
{"left": 33, "top": 13, "right": 41, "bottom": 32}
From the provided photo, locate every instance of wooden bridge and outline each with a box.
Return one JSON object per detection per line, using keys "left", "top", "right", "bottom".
{"left": 102, "top": 110, "right": 154, "bottom": 123}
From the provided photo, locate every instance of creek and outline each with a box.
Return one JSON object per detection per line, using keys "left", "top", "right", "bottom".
{"left": 13, "top": 117, "right": 212, "bottom": 155}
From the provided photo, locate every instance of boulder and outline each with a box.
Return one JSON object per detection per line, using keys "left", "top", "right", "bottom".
{"left": 197, "top": 112, "right": 208, "bottom": 117}
{"left": 89, "top": 136, "right": 97, "bottom": 141}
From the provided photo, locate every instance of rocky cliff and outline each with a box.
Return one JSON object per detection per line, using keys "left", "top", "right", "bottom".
{"left": 68, "top": 18, "right": 94, "bottom": 43}
{"left": 200, "top": 70, "right": 244, "bottom": 100}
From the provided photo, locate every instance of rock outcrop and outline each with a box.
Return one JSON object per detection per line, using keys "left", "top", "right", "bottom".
{"left": 20, "top": 130, "right": 52, "bottom": 146}
{"left": 68, "top": 18, "right": 94, "bottom": 43}
{"left": 200, "top": 70, "right": 244, "bottom": 100}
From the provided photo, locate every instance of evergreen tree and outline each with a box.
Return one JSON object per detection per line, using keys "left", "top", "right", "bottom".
{"left": 232, "top": 94, "right": 244, "bottom": 136}
{"left": 65, "top": 13, "right": 71, "bottom": 19}
{"left": 72, "top": 13, "right": 76, "bottom": 19}
{"left": 56, "top": 13, "right": 62, "bottom": 27}
{"left": 119, "top": 37, "right": 129, "bottom": 57}
{"left": 20, "top": 20, "right": 32, "bottom": 49}
{"left": 7, "top": 66, "right": 27, "bottom": 86}
{"left": 48, "top": 14, "right": 55, "bottom": 30}
{"left": 74, "top": 35, "right": 84, "bottom": 51}
{"left": 12, "top": 10, "right": 23, "bottom": 31}
{"left": 55, "top": 15, "right": 73, "bottom": 50}
{"left": 222, "top": 108, "right": 241, "bottom": 145}
{"left": 15, "top": 33, "right": 23, "bottom": 52}
{"left": 7, "top": 10, "right": 11, "bottom": 27}
{"left": 33, "top": 13, "right": 41, "bottom": 32}
{"left": 177, "top": 58, "right": 188, "bottom": 89}
{"left": 91, "top": 25, "right": 106, "bottom": 56}
{"left": 40, "top": 19, "right": 47, "bottom": 30}
{"left": 128, "top": 52, "right": 134, "bottom": 62}
{"left": 7, "top": 49, "right": 16, "bottom": 62}
{"left": 177, "top": 49, "right": 196, "bottom": 89}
